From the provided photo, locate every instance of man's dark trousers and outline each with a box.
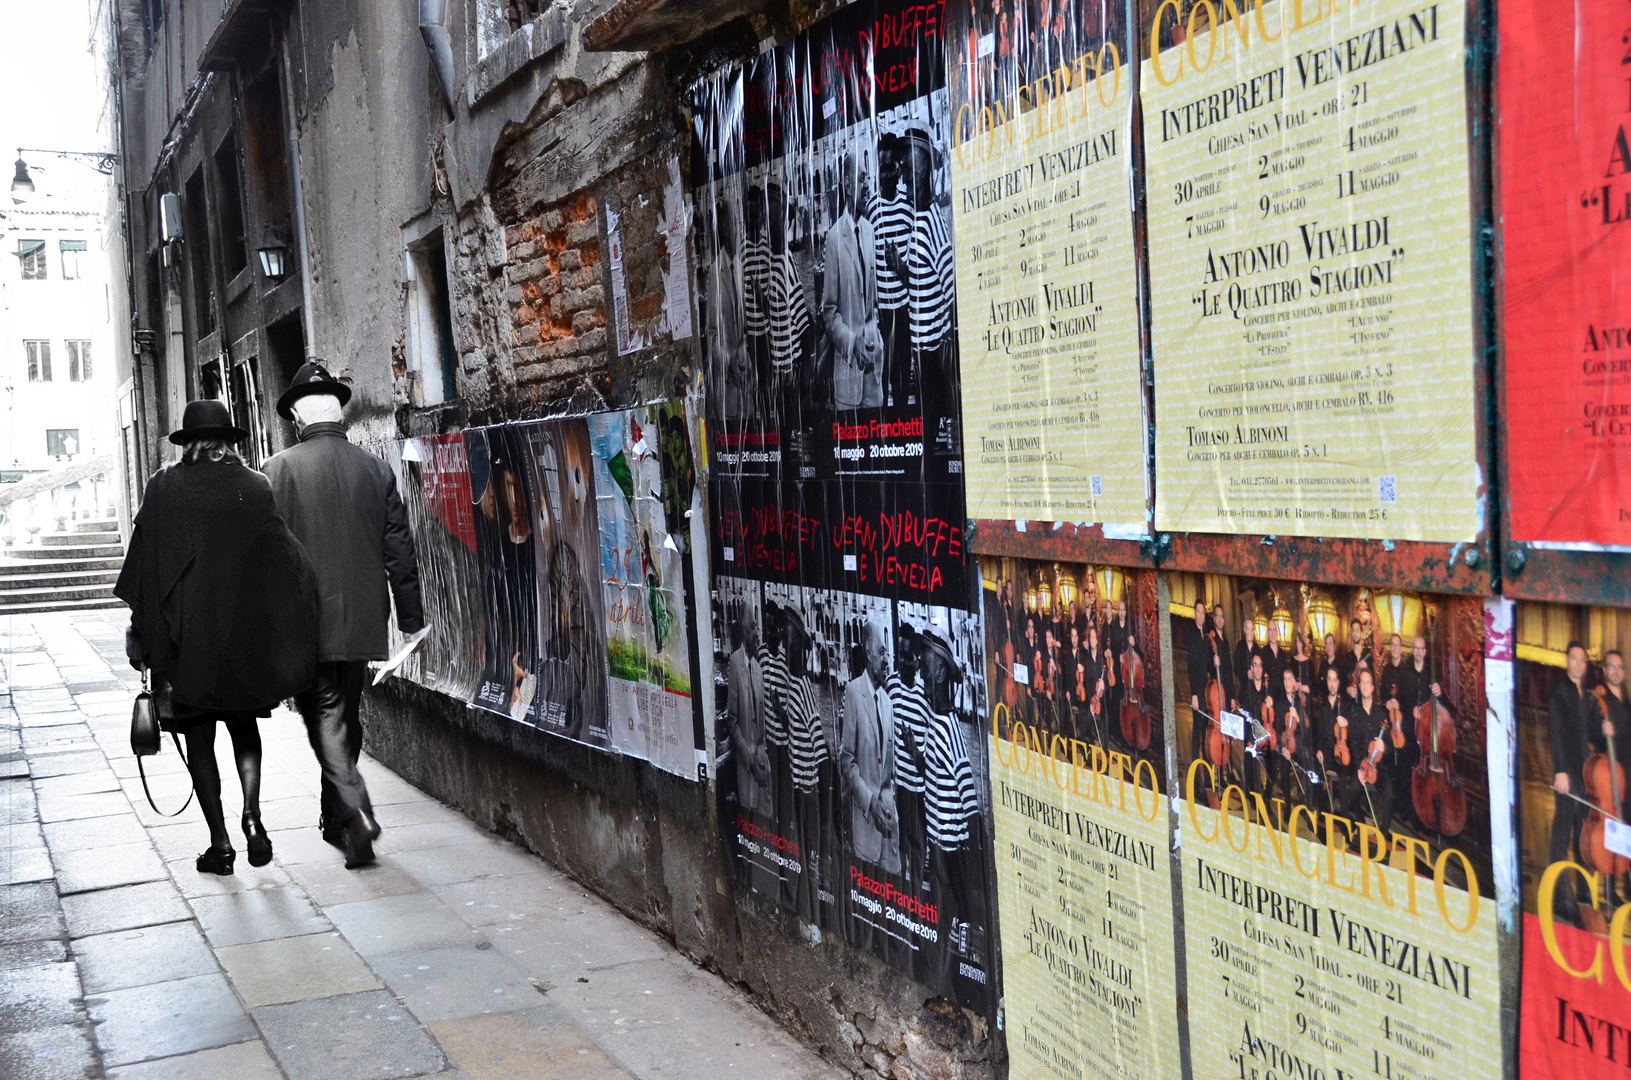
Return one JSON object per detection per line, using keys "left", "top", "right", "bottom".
{"left": 299, "top": 661, "right": 374, "bottom": 837}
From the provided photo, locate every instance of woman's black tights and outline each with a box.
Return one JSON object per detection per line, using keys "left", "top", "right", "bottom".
{"left": 183, "top": 718, "right": 263, "bottom": 853}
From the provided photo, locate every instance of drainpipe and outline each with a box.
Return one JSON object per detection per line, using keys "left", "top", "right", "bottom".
{"left": 419, "top": 0, "right": 458, "bottom": 109}
{"left": 278, "top": 20, "right": 316, "bottom": 358}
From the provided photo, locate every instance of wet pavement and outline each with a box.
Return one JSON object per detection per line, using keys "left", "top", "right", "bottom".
{"left": 1, "top": 609, "right": 842, "bottom": 1080}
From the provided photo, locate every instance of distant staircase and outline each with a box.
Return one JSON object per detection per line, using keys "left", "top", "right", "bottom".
{"left": 0, "top": 520, "right": 125, "bottom": 616}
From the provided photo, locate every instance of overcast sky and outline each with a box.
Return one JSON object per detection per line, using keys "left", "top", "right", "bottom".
{"left": 0, "top": 0, "right": 109, "bottom": 205}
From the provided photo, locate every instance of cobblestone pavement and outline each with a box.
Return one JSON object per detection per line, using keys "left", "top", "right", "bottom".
{"left": 1, "top": 609, "right": 842, "bottom": 1080}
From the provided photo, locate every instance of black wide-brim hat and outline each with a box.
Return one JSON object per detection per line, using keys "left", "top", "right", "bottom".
{"left": 918, "top": 629, "right": 964, "bottom": 684}
{"left": 168, "top": 399, "right": 249, "bottom": 446}
{"left": 276, "top": 361, "right": 352, "bottom": 420}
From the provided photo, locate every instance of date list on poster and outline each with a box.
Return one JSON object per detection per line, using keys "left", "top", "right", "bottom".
{"left": 1145, "top": 0, "right": 1479, "bottom": 542}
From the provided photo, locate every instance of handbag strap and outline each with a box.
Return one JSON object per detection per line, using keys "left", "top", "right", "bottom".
{"left": 135, "top": 730, "right": 195, "bottom": 818}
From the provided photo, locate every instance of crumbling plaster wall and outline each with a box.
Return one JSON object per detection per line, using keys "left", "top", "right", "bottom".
{"left": 295, "top": 0, "right": 442, "bottom": 446}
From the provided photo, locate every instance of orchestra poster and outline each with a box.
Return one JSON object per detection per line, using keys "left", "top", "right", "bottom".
{"left": 712, "top": 576, "right": 996, "bottom": 1013}
{"left": 380, "top": 410, "right": 703, "bottom": 778}
{"left": 1516, "top": 603, "right": 1631, "bottom": 1078}
{"left": 1140, "top": 0, "right": 1480, "bottom": 541}
{"left": 1499, "top": 1, "right": 1631, "bottom": 547}
{"left": 1168, "top": 573, "right": 1501, "bottom": 1080}
{"left": 945, "top": 0, "right": 1148, "bottom": 525}
{"left": 981, "top": 557, "right": 1179, "bottom": 1080}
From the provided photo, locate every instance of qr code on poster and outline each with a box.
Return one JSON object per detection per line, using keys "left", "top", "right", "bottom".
{"left": 1379, "top": 476, "right": 1397, "bottom": 504}
{"left": 1091, "top": 475, "right": 1103, "bottom": 497}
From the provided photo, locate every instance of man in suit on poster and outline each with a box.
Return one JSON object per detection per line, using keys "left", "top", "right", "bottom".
{"left": 821, "top": 151, "right": 882, "bottom": 410}
{"left": 729, "top": 604, "right": 771, "bottom": 819}
{"left": 1549, "top": 641, "right": 1605, "bottom": 921}
{"left": 1187, "top": 603, "right": 1220, "bottom": 767}
{"left": 840, "top": 622, "right": 900, "bottom": 874}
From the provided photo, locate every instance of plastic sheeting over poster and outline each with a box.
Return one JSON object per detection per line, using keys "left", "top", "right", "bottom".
{"left": 946, "top": 2, "right": 1148, "bottom": 526}
{"left": 1142, "top": 0, "right": 1480, "bottom": 542}
{"left": 380, "top": 402, "right": 702, "bottom": 779}
{"left": 1500, "top": 2, "right": 1631, "bottom": 550}
{"left": 692, "top": 0, "right": 997, "bottom": 1016}
{"left": 981, "top": 558, "right": 1180, "bottom": 1080}
{"left": 1168, "top": 573, "right": 1502, "bottom": 1080}
{"left": 1514, "top": 603, "right": 1631, "bottom": 1079}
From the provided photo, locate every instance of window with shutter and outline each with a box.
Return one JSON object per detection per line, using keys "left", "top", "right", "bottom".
{"left": 17, "top": 240, "right": 47, "bottom": 280}
{"left": 60, "top": 239, "right": 86, "bottom": 280}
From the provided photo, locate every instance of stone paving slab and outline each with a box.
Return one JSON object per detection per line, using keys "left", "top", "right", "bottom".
{"left": 216, "top": 932, "right": 382, "bottom": 1008}
{"left": 74, "top": 921, "right": 219, "bottom": 995}
{"left": 2, "top": 609, "right": 845, "bottom": 1080}
{"left": 52, "top": 840, "right": 168, "bottom": 895}
{"left": 88, "top": 972, "right": 258, "bottom": 1067}
{"left": 60, "top": 881, "right": 191, "bottom": 939}
{"left": 105, "top": 1039, "right": 284, "bottom": 1079}
{"left": 253, "top": 989, "right": 450, "bottom": 1080}
{"left": 190, "top": 886, "right": 333, "bottom": 948}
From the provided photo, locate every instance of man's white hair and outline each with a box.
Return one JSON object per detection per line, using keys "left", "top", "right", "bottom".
{"left": 290, "top": 393, "right": 345, "bottom": 428}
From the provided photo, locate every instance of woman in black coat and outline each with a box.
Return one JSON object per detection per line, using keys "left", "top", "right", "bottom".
{"left": 115, "top": 401, "right": 319, "bottom": 875}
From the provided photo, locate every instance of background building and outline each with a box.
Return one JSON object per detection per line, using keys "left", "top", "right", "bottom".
{"left": 2, "top": 170, "right": 117, "bottom": 479}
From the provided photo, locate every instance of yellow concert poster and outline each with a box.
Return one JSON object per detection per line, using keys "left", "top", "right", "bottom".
{"left": 1141, "top": 0, "right": 1479, "bottom": 541}
{"left": 947, "top": 1, "right": 1147, "bottom": 525}
{"left": 982, "top": 557, "right": 1181, "bottom": 1080}
{"left": 1169, "top": 572, "right": 1501, "bottom": 1080}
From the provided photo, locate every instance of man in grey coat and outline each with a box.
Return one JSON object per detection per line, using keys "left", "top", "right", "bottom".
{"left": 264, "top": 362, "right": 426, "bottom": 868}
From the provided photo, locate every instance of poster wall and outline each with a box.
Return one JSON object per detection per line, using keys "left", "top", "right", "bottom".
{"left": 1499, "top": 2, "right": 1631, "bottom": 548}
{"left": 945, "top": 1, "right": 1147, "bottom": 525}
{"left": 381, "top": 408, "right": 702, "bottom": 779}
{"left": 1516, "top": 604, "right": 1631, "bottom": 1077}
{"left": 693, "top": 0, "right": 997, "bottom": 1015}
{"left": 383, "top": 433, "right": 483, "bottom": 703}
{"left": 1168, "top": 573, "right": 1501, "bottom": 1080}
{"left": 590, "top": 404, "right": 698, "bottom": 778}
{"left": 712, "top": 576, "right": 995, "bottom": 1011}
{"left": 981, "top": 557, "right": 1179, "bottom": 1080}
{"left": 1141, "top": 0, "right": 1480, "bottom": 541}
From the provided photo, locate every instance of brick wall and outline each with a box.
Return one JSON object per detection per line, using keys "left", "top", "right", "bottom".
{"left": 505, "top": 189, "right": 609, "bottom": 408}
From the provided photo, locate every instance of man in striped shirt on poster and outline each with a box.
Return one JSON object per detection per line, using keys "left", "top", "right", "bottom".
{"left": 757, "top": 600, "right": 795, "bottom": 906}
{"left": 764, "top": 183, "right": 814, "bottom": 411}
{"left": 742, "top": 185, "right": 772, "bottom": 401}
{"left": 780, "top": 605, "right": 833, "bottom": 929}
{"left": 874, "top": 134, "right": 917, "bottom": 408}
{"left": 894, "top": 130, "right": 960, "bottom": 427}
{"left": 888, "top": 626, "right": 933, "bottom": 903}
{"left": 918, "top": 628, "right": 988, "bottom": 992}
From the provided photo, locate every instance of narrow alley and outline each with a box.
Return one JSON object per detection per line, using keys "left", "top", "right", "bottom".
{"left": 0, "top": 608, "right": 840, "bottom": 1080}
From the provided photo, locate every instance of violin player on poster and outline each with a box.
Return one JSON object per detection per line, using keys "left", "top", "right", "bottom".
{"left": 1547, "top": 641, "right": 1628, "bottom": 920}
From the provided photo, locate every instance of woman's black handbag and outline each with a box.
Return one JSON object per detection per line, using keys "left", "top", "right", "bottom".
{"left": 131, "top": 668, "right": 194, "bottom": 817}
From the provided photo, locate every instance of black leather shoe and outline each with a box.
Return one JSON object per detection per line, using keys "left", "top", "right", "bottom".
{"left": 196, "top": 846, "right": 236, "bottom": 876}
{"left": 343, "top": 811, "right": 377, "bottom": 869}
{"left": 242, "top": 815, "right": 273, "bottom": 867}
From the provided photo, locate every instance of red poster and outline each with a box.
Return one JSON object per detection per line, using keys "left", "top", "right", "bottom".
{"left": 1501, "top": 1, "right": 1631, "bottom": 545}
{"left": 1522, "top": 912, "right": 1631, "bottom": 1076}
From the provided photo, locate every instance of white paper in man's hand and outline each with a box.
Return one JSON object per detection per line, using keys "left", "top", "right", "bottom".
{"left": 373, "top": 626, "right": 432, "bottom": 685}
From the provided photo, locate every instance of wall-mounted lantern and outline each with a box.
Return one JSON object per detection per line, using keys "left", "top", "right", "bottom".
{"left": 257, "top": 225, "right": 291, "bottom": 281}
